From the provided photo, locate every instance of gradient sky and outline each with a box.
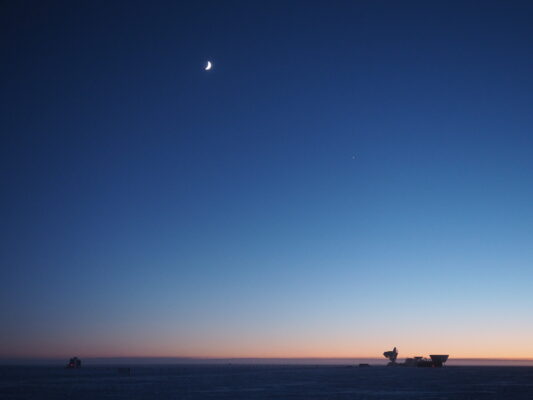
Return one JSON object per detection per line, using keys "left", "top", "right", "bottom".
{"left": 1, "top": 1, "right": 533, "bottom": 360}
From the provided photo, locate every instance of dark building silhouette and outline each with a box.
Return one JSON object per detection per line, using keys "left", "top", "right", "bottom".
{"left": 66, "top": 357, "right": 81, "bottom": 369}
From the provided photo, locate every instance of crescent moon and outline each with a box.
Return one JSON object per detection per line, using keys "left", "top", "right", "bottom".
{"left": 205, "top": 61, "right": 212, "bottom": 71}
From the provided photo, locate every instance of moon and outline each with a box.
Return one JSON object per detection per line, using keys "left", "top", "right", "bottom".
{"left": 205, "top": 61, "right": 212, "bottom": 71}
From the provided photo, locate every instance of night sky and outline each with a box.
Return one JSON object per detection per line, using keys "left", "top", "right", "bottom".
{"left": 1, "top": 1, "right": 532, "bottom": 360}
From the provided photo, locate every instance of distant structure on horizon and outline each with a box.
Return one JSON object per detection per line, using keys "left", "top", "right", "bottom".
{"left": 383, "top": 347, "right": 398, "bottom": 364}
{"left": 383, "top": 347, "right": 448, "bottom": 368}
{"left": 65, "top": 357, "right": 81, "bottom": 369}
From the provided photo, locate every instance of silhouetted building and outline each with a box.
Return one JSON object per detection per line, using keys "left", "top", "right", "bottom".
{"left": 429, "top": 355, "right": 449, "bottom": 367}
{"left": 66, "top": 357, "right": 81, "bottom": 369}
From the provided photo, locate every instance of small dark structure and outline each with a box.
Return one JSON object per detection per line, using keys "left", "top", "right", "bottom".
{"left": 358, "top": 363, "right": 371, "bottom": 368}
{"left": 65, "top": 357, "right": 81, "bottom": 369}
{"left": 404, "top": 356, "right": 433, "bottom": 367}
{"left": 430, "top": 355, "right": 449, "bottom": 367}
{"left": 383, "top": 347, "right": 398, "bottom": 366}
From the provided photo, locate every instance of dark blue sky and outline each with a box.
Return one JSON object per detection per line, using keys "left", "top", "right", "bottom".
{"left": 1, "top": 1, "right": 532, "bottom": 359}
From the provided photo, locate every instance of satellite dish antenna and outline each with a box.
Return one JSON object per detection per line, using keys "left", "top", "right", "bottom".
{"left": 383, "top": 347, "right": 398, "bottom": 364}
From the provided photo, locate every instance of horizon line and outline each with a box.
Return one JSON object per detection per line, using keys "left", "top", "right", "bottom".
{"left": 3, "top": 356, "right": 533, "bottom": 362}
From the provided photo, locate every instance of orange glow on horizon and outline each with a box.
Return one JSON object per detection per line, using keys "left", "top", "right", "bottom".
{"left": 3, "top": 323, "right": 533, "bottom": 361}
{"left": 4, "top": 346, "right": 533, "bottom": 361}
